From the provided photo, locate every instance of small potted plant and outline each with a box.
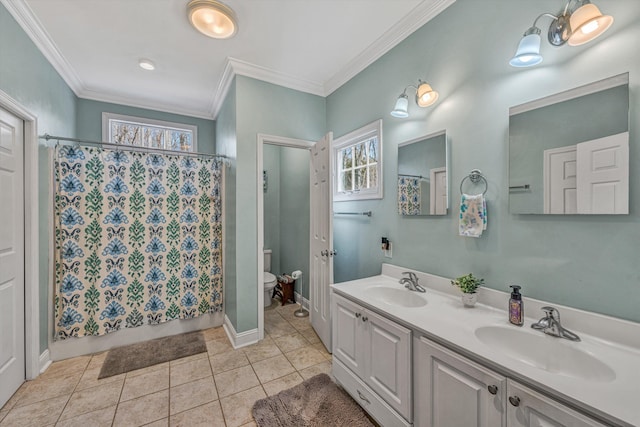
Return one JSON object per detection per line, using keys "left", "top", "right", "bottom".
{"left": 451, "top": 273, "right": 484, "bottom": 307}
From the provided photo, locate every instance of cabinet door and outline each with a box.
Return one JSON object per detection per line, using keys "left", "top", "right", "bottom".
{"left": 332, "top": 294, "right": 365, "bottom": 375}
{"left": 415, "top": 337, "right": 506, "bottom": 427}
{"left": 363, "top": 308, "right": 412, "bottom": 421}
{"left": 506, "top": 380, "right": 608, "bottom": 427}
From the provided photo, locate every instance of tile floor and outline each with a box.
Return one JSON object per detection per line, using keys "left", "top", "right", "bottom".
{"left": 0, "top": 302, "right": 332, "bottom": 427}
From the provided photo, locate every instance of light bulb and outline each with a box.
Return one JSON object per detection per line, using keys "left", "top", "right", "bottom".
{"left": 138, "top": 59, "right": 155, "bottom": 71}
{"left": 581, "top": 20, "right": 599, "bottom": 34}
{"left": 203, "top": 12, "right": 214, "bottom": 24}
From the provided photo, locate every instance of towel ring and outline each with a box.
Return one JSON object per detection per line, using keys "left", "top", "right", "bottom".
{"left": 460, "top": 169, "right": 488, "bottom": 195}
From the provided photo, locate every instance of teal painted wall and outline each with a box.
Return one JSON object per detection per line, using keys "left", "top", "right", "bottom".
{"left": 263, "top": 145, "right": 282, "bottom": 274}
{"left": 327, "top": 0, "right": 640, "bottom": 323}
{"left": 0, "top": 3, "right": 77, "bottom": 353}
{"left": 76, "top": 99, "right": 216, "bottom": 154}
{"left": 215, "top": 79, "right": 238, "bottom": 328}
{"left": 279, "top": 146, "right": 311, "bottom": 298}
{"left": 263, "top": 144, "right": 310, "bottom": 297}
{"left": 232, "top": 76, "right": 325, "bottom": 332}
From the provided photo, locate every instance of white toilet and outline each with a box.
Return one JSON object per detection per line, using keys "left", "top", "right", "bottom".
{"left": 263, "top": 249, "right": 277, "bottom": 307}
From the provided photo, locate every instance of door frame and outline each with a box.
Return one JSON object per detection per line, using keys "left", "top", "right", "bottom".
{"left": 543, "top": 144, "right": 577, "bottom": 214}
{"left": 256, "top": 134, "right": 314, "bottom": 340}
{"left": 429, "top": 166, "right": 447, "bottom": 215}
{"left": 0, "top": 90, "right": 41, "bottom": 380}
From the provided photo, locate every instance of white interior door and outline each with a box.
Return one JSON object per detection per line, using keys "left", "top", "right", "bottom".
{"left": 310, "top": 132, "right": 333, "bottom": 351}
{"left": 0, "top": 107, "right": 25, "bottom": 407}
{"left": 543, "top": 145, "right": 577, "bottom": 214}
{"left": 576, "top": 132, "right": 629, "bottom": 214}
{"left": 430, "top": 167, "right": 447, "bottom": 215}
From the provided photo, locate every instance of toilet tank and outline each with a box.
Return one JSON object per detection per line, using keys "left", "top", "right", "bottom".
{"left": 263, "top": 249, "right": 272, "bottom": 272}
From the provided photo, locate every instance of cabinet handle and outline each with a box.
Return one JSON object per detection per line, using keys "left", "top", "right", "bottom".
{"left": 487, "top": 385, "right": 498, "bottom": 395}
{"left": 355, "top": 312, "right": 361, "bottom": 318}
{"left": 357, "top": 390, "right": 371, "bottom": 404}
{"left": 362, "top": 316, "right": 368, "bottom": 322}
{"left": 509, "top": 396, "right": 521, "bottom": 407}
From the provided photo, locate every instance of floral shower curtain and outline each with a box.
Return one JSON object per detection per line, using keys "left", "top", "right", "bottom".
{"left": 398, "top": 177, "right": 421, "bottom": 215}
{"left": 54, "top": 145, "right": 223, "bottom": 340}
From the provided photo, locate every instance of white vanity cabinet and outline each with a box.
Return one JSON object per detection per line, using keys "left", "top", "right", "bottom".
{"left": 506, "top": 380, "right": 608, "bottom": 427}
{"left": 414, "top": 336, "right": 506, "bottom": 427}
{"left": 332, "top": 293, "right": 412, "bottom": 426}
{"left": 415, "top": 336, "right": 608, "bottom": 427}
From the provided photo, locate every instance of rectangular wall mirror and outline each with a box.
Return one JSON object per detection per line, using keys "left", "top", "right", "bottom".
{"left": 509, "top": 73, "right": 629, "bottom": 215}
{"left": 397, "top": 130, "right": 448, "bottom": 216}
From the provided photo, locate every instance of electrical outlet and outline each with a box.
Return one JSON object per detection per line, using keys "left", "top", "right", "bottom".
{"left": 384, "top": 242, "right": 392, "bottom": 258}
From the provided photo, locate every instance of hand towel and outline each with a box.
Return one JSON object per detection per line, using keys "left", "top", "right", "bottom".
{"left": 459, "top": 193, "right": 487, "bottom": 237}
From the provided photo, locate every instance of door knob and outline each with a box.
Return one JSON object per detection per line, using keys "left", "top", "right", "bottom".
{"left": 509, "top": 396, "right": 521, "bottom": 407}
{"left": 329, "top": 250, "right": 338, "bottom": 257}
{"left": 487, "top": 385, "right": 498, "bottom": 395}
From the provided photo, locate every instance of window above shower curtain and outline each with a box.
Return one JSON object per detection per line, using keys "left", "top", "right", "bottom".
{"left": 54, "top": 144, "right": 223, "bottom": 340}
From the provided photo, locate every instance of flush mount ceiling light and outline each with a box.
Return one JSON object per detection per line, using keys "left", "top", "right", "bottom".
{"left": 138, "top": 58, "right": 156, "bottom": 71}
{"left": 510, "top": 0, "right": 613, "bottom": 68}
{"left": 390, "top": 80, "right": 439, "bottom": 118}
{"left": 188, "top": 0, "right": 238, "bottom": 39}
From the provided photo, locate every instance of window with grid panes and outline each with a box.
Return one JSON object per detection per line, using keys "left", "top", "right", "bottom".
{"left": 333, "top": 119, "right": 383, "bottom": 201}
{"left": 102, "top": 112, "right": 197, "bottom": 152}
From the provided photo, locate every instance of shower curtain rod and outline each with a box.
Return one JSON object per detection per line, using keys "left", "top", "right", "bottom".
{"left": 41, "top": 133, "right": 227, "bottom": 159}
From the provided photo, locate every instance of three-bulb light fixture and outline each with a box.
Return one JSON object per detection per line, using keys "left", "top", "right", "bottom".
{"left": 390, "top": 80, "right": 439, "bottom": 118}
{"left": 510, "top": 0, "right": 613, "bottom": 68}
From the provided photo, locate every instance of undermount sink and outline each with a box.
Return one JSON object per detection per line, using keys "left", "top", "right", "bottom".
{"left": 474, "top": 326, "right": 615, "bottom": 383}
{"left": 367, "top": 286, "right": 427, "bottom": 308}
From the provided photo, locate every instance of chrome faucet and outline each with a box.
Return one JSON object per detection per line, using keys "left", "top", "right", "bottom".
{"left": 531, "top": 306, "right": 580, "bottom": 342}
{"left": 399, "top": 272, "right": 426, "bottom": 293}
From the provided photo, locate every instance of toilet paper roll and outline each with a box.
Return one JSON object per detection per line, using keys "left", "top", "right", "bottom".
{"left": 291, "top": 270, "right": 303, "bottom": 280}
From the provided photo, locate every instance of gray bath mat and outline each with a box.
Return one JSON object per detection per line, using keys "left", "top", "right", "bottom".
{"left": 98, "top": 331, "right": 206, "bottom": 379}
{"left": 252, "top": 373, "right": 375, "bottom": 427}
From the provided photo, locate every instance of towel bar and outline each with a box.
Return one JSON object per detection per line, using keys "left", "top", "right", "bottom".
{"left": 334, "top": 211, "right": 372, "bottom": 217}
{"left": 509, "top": 184, "right": 530, "bottom": 190}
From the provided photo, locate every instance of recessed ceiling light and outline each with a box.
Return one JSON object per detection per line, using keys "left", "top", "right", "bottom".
{"left": 138, "top": 58, "right": 155, "bottom": 71}
{"left": 188, "top": 0, "right": 238, "bottom": 39}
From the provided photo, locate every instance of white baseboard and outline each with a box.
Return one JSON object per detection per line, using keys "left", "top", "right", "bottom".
{"left": 224, "top": 315, "right": 259, "bottom": 349}
{"left": 39, "top": 349, "right": 52, "bottom": 374}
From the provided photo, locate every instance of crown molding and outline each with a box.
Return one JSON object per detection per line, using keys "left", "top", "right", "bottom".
{"left": 79, "top": 88, "right": 214, "bottom": 120}
{"left": 324, "top": 0, "right": 456, "bottom": 95}
{"left": 4, "top": 0, "right": 455, "bottom": 121}
{"left": 1, "top": 0, "right": 84, "bottom": 94}
{"left": 210, "top": 57, "right": 326, "bottom": 119}
{"left": 229, "top": 57, "right": 326, "bottom": 97}
{"left": 210, "top": 59, "right": 237, "bottom": 119}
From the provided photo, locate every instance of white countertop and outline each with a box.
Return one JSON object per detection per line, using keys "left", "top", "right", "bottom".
{"left": 331, "top": 264, "right": 640, "bottom": 427}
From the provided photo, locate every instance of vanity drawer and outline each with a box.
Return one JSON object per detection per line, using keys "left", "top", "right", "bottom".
{"left": 333, "top": 358, "right": 411, "bottom": 427}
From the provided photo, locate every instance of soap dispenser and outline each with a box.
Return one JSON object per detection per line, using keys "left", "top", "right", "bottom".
{"left": 509, "top": 285, "right": 524, "bottom": 326}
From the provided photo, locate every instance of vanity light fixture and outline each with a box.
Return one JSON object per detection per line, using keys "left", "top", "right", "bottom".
{"left": 188, "top": 0, "right": 238, "bottom": 39}
{"left": 390, "top": 80, "right": 439, "bottom": 118}
{"left": 138, "top": 58, "right": 156, "bottom": 71}
{"left": 510, "top": 0, "right": 613, "bottom": 68}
